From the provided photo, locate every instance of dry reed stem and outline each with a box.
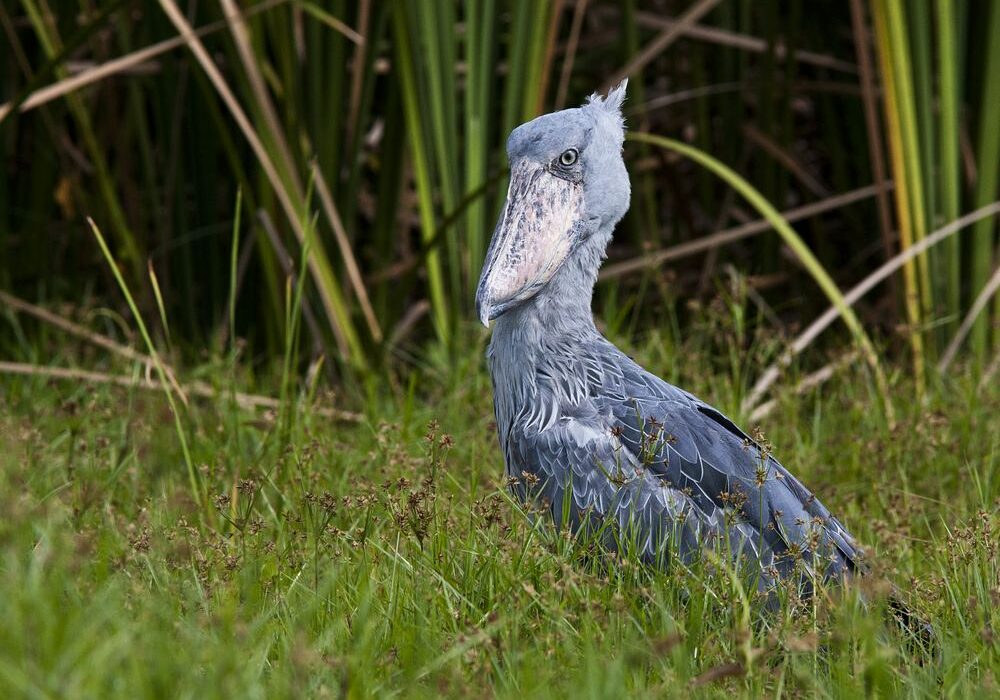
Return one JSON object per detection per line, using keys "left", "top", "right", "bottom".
{"left": 555, "top": 0, "right": 589, "bottom": 109}
{"left": 633, "top": 11, "right": 858, "bottom": 74}
{"left": 604, "top": 0, "right": 723, "bottom": 90}
{"left": 744, "top": 201, "right": 1000, "bottom": 412}
{"left": 0, "top": 289, "right": 187, "bottom": 402}
{"left": 387, "top": 300, "right": 432, "bottom": 349}
{"left": 743, "top": 124, "right": 829, "bottom": 198}
{"left": 295, "top": 0, "right": 364, "bottom": 44}
{"left": 256, "top": 209, "right": 325, "bottom": 350}
{"left": 637, "top": 82, "right": 743, "bottom": 112}
{"left": 535, "top": 0, "right": 566, "bottom": 114}
{"left": 345, "top": 0, "right": 372, "bottom": 150}
{"left": 219, "top": 0, "right": 381, "bottom": 347}
{"left": 938, "top": 262, "right": 1000, "bottom": 372}
{"left": 156, "top": 0, "right": 352, "bottom": 356}
{"left": 848, "top": 0, "right": 897, "bottom": 301}
{"left": 749, "top": 352, "right": 861, "bottom": 422}
{"left": 981, "top": 352, "right": 1000, "bottom": 390}
{"left": 600, "top": 183, "right": 892, "bottom": 280}
{"left": 219, "top": 0, "right": 304, "bottom": 197}
{"left": 0, "top": 361, "right": 361, "bottom": 422}
{"left": 311, "top": 160, "right": 383, "bottom": 342}
{"left": 0, "top": 0, "right": 290, "bottom": 123}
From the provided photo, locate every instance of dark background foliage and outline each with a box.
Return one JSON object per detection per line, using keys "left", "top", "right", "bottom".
{"left": 2, "top": 0, "right": 998, "bottom": 386}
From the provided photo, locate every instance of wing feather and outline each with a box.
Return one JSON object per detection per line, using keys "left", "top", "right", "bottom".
{"left": 496, "top": 337, "right": 861, "bottom": 595}
{"left": 594, "top": 345, "right": 861, "bottom": 580}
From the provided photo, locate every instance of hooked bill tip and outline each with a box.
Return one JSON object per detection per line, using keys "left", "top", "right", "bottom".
{"left": 476, "top": 296, "right": 492, "bottom": 328}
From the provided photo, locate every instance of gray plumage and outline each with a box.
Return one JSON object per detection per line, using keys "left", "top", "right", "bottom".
{"left": 476, "top": 82, "right": 861, "bottom": 596}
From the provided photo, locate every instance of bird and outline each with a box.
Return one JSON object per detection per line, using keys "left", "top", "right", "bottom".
{"left": 475, "top": 80, "right": 863, "bottom": 602}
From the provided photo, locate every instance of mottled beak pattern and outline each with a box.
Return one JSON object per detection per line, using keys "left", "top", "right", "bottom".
{"left": 476, "top": 160, "right": 585, "bottom": 326}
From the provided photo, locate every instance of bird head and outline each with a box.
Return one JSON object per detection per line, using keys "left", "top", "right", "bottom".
{"left": 476, "top": 81, "right": 631, "bottom": 327}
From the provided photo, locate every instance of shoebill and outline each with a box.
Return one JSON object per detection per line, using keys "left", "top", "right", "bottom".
{"left": 475, "top": 81, "right": 861, "bottom": 598}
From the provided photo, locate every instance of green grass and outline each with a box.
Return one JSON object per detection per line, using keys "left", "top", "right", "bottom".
{"left": 1, "top": 325, "right": 997, "bottom": 698}
{"left": 3, "top": 4, "right": 1000, "bottom": 696}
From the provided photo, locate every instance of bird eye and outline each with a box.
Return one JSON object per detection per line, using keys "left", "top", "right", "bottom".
{"left": 559, "top": 148, "right": 578, "bottom": 166}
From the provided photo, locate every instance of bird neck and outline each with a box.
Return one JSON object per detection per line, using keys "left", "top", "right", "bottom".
{"left": 487, "top": 229, "right": 611, "bottom": 437}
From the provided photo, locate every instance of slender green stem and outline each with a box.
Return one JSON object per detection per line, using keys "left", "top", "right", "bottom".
{"left": 969, "top": 0, "right": 1000, "bottom": 357}
{"left": 937, "top": 0, "right": 961, "bottom": 334}
{"left": 885, "top": 0, "right": 932, "bottom": 333}
{"left": 872, "top": 0, "right": 925, "bottom": 394}
{"left": 629, "top": 131, "right": 895, "bottom": 425}
{"left": 392, "top": 2, "right": 450, "bottom": 346}
{"left": 89, "top": 218, "right": 202, "bottom": 508}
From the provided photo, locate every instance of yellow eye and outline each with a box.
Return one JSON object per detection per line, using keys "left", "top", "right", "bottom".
{"left": 559, "top": 148, "right": 578, "bottom": 166}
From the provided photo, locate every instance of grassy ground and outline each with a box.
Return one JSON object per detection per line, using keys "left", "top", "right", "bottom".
{"left": 0, "top": 329, "right": 997, "bottom": 698}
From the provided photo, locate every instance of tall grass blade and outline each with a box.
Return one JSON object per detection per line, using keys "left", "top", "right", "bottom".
{"left": 883, "top": 0, "right": 932, "bottom": 328}
{"left": 872, "top": 0, "right": 925, "bottom": 391}
{"left": 520, "top": 2, "right": 552, "bottom": 119}
{"left": 605, "top": 0, "right": 722, "bottom": 89}
{"left": 500, "top": 2, "right": 531, "bottom": 136}
{"left": 748, "top": 202, "right": 1000, "bottom": 412}
{"left": 463, "top": 0, "right": 495, "bottom": 283}
{"left": 413, "top": 2, "right": 461, "bottom": 297}
{"left": 391, "top": 2, "right": 450, "bottom": 346}
{"left": 147, "top": 260, "right": 172, "bottom": 353}
{"left": 311, "top": 162, "right": 383, "bottom": 343}
{"left": 156, "top": 0, "right": 365, "bottom": 366}
{"left": 628, "top": 131, "right": 894, "bottom": 424}
{"left": 939, "top": 263, "right": 1000, "bottom": 372}
{"left": 968, "top": 0, "right": 1000, "bottom": 357}
{"left": 227, "top": 187, "right": 243, "bottom": 353}
{"left": 88, "top": 218, "right": 202, "bottom": 508}
{"left": 936, "top": 0, "right": 962, "bottom": 334}
{"left": 848, "top": 0, "right": 896, "bottom": 303}
{"left": 0, "top": 1, "right": 289, "bottom": 123}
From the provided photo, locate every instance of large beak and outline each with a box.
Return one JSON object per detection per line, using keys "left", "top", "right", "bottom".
{"left": 476, "top": 160, "right": 587, "bottom": 326}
